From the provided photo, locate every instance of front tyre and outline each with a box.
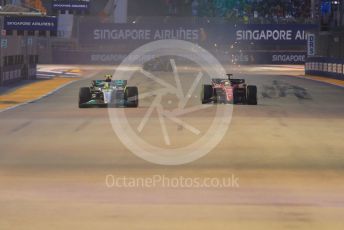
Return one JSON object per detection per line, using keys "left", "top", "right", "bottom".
{"left": 202, "top": 84, "right": 213, "bottom": 104}
{"left": 247, "top": 85, "right": 258, "bottom": 105}
{"left": 79, "top": 87, "right": 91, "bottom": 108}
{"left": 125, "top": 87, "right": 139, "bottom": 108}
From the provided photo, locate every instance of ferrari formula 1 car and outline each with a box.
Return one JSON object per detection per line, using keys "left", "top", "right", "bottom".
{"left": 78, "top": 79, "right": 138, "bottom": 108}
{"left": 201, "top": 74, "right": 257, "bottom": 105}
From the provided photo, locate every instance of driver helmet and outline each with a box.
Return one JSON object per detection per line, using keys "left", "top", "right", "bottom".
{"left": 105, "top": 74, "right": 112, "bottom": 82}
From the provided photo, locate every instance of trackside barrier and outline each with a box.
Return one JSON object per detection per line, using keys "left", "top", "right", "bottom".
{"left": 305, "top": 57, "right": 344, "bottom": 80}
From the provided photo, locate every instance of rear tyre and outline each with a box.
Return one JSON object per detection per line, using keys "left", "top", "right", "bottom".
{"left": 247, "top": 85, "right": 258, "bottom": 105}
{"left": 233, "top": 88, "right": 245, "bottom": 104}
{"left": 202, "top": 85, "right": 213, "bottom": 104}
{"left": 79, "top": 87, "right": 91, "bottom": 108}
{"left": 125, "top": 87, "right": 139, "bottom": 108}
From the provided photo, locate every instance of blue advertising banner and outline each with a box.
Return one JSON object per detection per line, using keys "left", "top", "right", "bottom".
{"left": 78, "top": 21, "right": 317, "bottom": 46}
{"left": 52, "top": 50, "right": 307, "bottom": 65}
{"left": 232, "top": 52, "right": 307, "bottom": 65}
{"left": 79, "top": 23, "right": 200, "bottom": 45}
{"left": 4, "top": 16, "right": 57, "bottom": 31}
{"left": 229, "top": 24, "right": 318, "bottom": 44}
{"left": 52, "top": 0, "right": 90, "bottom": 11}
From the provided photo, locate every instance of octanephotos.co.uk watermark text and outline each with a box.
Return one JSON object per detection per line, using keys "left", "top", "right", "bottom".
{"left": 105, "top": 174, "right": 239, "bottom": 189}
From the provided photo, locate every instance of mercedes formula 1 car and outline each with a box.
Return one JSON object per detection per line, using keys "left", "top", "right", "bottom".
{"left": 201, "top": 74, "right": 257, "bottom": 105}
{"left": 78, "top": 79, "right": 138, "bottom": 108}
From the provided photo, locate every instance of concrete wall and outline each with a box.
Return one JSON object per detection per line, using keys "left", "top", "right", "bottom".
{"left": 0, "top": 16, "right": 40, "bottom": 86}
{"left": 0, "top": 31, "right": 38, "bottom": 86}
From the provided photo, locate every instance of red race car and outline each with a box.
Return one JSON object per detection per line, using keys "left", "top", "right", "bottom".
{"left": 201, "top": 74, "right": 257, "bottom": 105}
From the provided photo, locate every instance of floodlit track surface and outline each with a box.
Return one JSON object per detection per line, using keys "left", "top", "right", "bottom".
{"left": 1, "top": 65, "right": 344, "bottom": 229}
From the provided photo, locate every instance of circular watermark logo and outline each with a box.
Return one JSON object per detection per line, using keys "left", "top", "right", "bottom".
{"left": 108, "top": 39, "right": 232, "bottom": 165}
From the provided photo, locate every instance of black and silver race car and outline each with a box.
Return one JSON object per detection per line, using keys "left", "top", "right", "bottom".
{"left": 78, "top": 79, "right": 138, "bottom": 108}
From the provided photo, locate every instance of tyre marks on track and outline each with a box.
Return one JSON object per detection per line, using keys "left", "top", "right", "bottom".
{"left": 261, "top": 80, "right": 312, "bottom": 100}
{"left": 9, "top": 121, "right": 32, "bottom": 134}
{"left": 74, "top": 119, "right": 93, "bottom": 132}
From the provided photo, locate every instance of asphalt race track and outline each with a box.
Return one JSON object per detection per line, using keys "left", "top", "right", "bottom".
{"left": 1, "top": 65, "right": 344, "bottom": 229}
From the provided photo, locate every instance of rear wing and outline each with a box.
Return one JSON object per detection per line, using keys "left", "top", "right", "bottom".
{"left": 93, "top": 80, "right": 105, "bottom": 87}
{"left": 227, "top": 74, "right": 245, "bottom": 85}
{"left": 113, "top": 80, "right": 127, "bottom": 87}
{"left": 230, "top": 79, "right": 245, "bottom": 84}
{"left": 92, "top": 79, "right": 128, "bottom": 87}
{"left": 212, "top": 78, "right": 229, "bottom": 84}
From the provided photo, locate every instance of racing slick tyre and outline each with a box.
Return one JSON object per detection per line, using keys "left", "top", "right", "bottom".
{"left": 125, "top": 86, "right": 139, "bottom": 108}
{"left": 202, "top": 84, "right": 213, "bottom": 104}
{"left": 247, "top": 85, "right": 258, "bottom": 105}
{"left": 233, "top": 88, "right": 246, "bottom": 104}
{"left": 79, "top": 87, "right": 91, "bottom": 108}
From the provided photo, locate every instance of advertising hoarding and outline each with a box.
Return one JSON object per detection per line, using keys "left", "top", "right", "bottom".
{"left": 4, "top": 16, "right": 58, "bottom": 31}
{"left": 52, "top": 0, "right": 90, "bottom": 11}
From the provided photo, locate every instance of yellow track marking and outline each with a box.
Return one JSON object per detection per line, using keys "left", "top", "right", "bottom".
{"left": 68, "top": 69, "right": 82, "bottom": 74}
{"left": 0, "top": 77, "right": 77, "bottom": 110}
